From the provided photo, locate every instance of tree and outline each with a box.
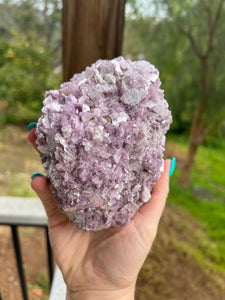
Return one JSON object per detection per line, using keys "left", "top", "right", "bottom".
{"left": 123, "top": 0, "right": 196, "bottom": 134}
{"left": 124, "top": 0, "right": 225, "bottom": 186}
{"left": 0, "top": 30, "right": 60, "bottom": 124}
{"left": 0, "top": 0, "right": 62, "bottom": 124}
{"left": 0, "top": 0, "right": 62, "bottom": 67}
{"left": 62, "top": 0, "right": 126, "bottom": 81}
{"left": 164, "top": 0, "right": 225, "bottom": 186}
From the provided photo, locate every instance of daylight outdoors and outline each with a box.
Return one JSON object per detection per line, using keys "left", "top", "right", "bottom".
{"left": 0, "top": 0, "right": 225, "bottom": 299}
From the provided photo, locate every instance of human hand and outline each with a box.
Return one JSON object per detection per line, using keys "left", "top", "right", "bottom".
{"left": 28, "top": 125, "right": 172, "bottom": 300}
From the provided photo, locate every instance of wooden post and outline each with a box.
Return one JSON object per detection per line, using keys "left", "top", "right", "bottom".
{"left": 62, "top": 0, "right": 126, "bottom": 81}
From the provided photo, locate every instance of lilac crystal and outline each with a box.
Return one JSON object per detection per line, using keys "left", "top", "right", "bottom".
{"left": 36, "top": 57, "right": 172, "bottom": 231}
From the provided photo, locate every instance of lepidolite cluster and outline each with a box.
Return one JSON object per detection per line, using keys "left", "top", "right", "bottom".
{"left": 36, "top": 57, "right": 172, "bottom": 231}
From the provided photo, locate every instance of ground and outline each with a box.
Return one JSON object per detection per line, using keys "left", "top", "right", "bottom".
{"left": 136, "top": 205, "right": 225, "bottom": 300}
{"left": 0, "top": 125, "right": 224, "bottom": 299}
{"left": 0, "top": 226, "right": 48, "bottom": 300}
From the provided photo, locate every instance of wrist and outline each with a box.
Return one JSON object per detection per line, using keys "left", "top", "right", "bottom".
{"left": 66, "top": 284, "right": 136, "bottom": 300}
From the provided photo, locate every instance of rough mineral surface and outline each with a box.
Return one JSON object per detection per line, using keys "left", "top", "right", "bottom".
{"left": 36, "top": 56, "right": 172, "bottom": 231}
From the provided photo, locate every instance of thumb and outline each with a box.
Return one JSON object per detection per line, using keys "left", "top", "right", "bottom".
{"left": 31, "top": 175, "right": 68, "bottom": 227}
{"left": 133, "top": 159, "right": 171, "bottom": 240}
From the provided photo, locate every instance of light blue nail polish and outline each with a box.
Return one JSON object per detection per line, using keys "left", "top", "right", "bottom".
{"left": 169, "top": 157, "right": 176, "bottom": 177}
{"left": 31, "top": 172, "right": 44, "bottom": 180}
{"left": 27, "top": 122, "right": 37, "bottom": 131}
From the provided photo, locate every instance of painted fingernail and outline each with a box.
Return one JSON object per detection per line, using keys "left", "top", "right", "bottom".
{"left": 31, "top": 172, "right": 44, "bottom": 180}
{"left": 27, "top": 122, "right": 37, "bottom": 132}
{"left": 169, "top": 158, "right": 176, "bottom": 177}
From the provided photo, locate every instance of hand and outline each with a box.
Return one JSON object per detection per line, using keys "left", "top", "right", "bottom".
{"left": 28, "top": 127, "right": 171, "bottom": 300}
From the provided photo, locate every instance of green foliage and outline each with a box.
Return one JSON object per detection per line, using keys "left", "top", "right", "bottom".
{"left": 0, "top": 0, "right": 62, "bottom": 125}
{"left": 35, "top": 272, "right": 49, "bottom": 298}
{"left": 0, "top": 33, "right": 61, "bottom": 124}
{"left": 27, "top": 272, "right": 49, "bottom": 300}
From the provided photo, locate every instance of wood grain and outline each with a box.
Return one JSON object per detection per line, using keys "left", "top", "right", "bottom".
{"left": 63, "top": 0, "right": 126, "bottom": 81}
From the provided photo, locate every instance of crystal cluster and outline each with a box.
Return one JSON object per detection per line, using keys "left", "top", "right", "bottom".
{"left": 36, "top": 57, "right": 172, "bottom": 231}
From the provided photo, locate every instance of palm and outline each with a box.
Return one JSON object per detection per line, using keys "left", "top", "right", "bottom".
{"left": 48, "top": 208, "right": 153, "bottom": 292}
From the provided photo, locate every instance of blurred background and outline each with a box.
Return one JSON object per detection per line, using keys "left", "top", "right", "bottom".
{"left": 0, "top": 0, "right": 224, "bottom": 299}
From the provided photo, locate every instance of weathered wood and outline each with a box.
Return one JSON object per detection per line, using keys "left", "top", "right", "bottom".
{"left": 63, "top": 0, "right": 126, "bottom": 81}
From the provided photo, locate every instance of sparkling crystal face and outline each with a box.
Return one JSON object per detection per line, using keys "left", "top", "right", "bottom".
{"left": 36, "top": 57, "right": 172, "bottom": 231}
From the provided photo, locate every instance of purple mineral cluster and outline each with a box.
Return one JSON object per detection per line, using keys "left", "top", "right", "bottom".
{"left": 36, "top": 57, "right": 172, "bottom": 231}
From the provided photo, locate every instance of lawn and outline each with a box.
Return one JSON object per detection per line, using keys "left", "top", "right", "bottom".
{"left": 167, "top": 135, "right": 225, "bottom": 275}
{"left": 0, "top": 125, "right": 43, "bottom": 197}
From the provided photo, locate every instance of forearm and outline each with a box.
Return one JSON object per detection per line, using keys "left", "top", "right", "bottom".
{"left": 66, "top": 285, "right": 136, "bottom": 300}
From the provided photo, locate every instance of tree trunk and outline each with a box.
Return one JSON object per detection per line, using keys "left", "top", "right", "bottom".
{"left": 180, "top": 131, "right": 201, "bottom": 187}
{"left": 62, "top": 0, "right": 126, "bottom": 81}
{"left": 180, "top": 59, "right": 207, "bottom": 186}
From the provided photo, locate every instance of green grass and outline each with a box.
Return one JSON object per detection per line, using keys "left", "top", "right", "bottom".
{"left": 0, "top": 125, "right": 43, "bottom": 197}
{"left": 167, "top": 136, "right": 225, "bottom": 273}
{"left": 27, "top": 272, "right": 49, "bottom": 300}
{"left": 35, "top": 272, "right": 49, "bottom": 299}
{"left": 7, "top": 172, "right": 38, "bottom": 197}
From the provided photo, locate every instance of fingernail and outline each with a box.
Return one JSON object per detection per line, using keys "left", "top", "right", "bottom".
{"left": 27, "top": 122, "right": 37, "bottom": 131}
{"left": 169, "top": 158, "right": 176, "bottom": 177}
{"left": 31, "top": 172, "right": 44, "bottom": 180}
